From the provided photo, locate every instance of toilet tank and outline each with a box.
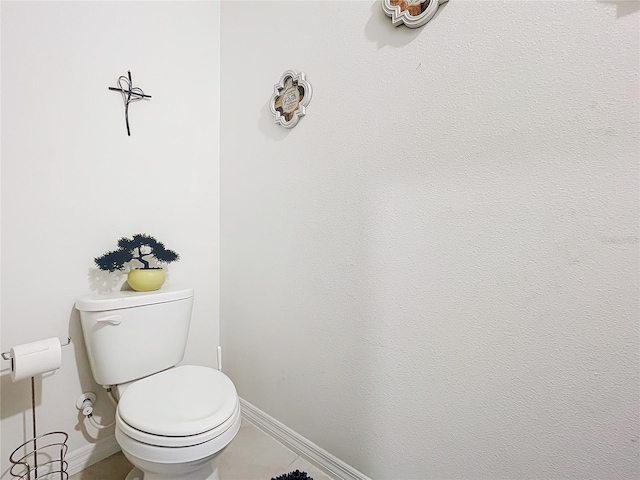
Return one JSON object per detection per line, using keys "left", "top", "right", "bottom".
{"left": 75, "top": 286, "right": 194, "bottom": 387}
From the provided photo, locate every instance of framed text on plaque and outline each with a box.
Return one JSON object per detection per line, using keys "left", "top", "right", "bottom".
{"left": 270, "top": 70, "right": 313, "bottom": 129}
{"left": 382, "top": 0, "right": 448, "bottom": 28}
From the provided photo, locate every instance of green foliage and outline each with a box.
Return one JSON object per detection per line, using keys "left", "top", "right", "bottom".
{"left": 95, "top": 249, "right": 134, "bottom": 272}
{"left": 95, "top": 234, "right": 180, "bottom": 272}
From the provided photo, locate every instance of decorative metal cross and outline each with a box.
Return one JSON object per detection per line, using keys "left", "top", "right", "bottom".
{"left": 109, "top": 71, "right": 152, "bottom": 136}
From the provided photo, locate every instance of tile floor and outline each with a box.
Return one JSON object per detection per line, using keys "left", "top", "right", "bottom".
{"left": 69, "top": 420, "right": 333, "bottom": 480}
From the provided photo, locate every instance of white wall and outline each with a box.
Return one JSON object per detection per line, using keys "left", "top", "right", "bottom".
{"left": 1, "top": 1, "right": 220, "bottom": 473}
{"left": 220, "top": 1, "right": 639, "bottom": 479}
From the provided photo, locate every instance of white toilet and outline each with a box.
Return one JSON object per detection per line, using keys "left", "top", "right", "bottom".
{"left": 75, "top": 286, "right": 240, "bottom": 480}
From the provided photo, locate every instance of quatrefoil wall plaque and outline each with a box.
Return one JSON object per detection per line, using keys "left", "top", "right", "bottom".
{"left": 382, "top": 0, "right": 449, "bottom": 28}
{"left": 269, "top": 70, "right": 312, "bottom": 129}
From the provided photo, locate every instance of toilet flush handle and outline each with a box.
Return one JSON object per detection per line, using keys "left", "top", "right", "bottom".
{"left": 96, "top": 315, "right": 122, "bottom": 325}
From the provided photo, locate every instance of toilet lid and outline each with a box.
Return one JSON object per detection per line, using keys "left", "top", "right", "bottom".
{"left": 117, "top": 365, "right": 238, "bottom": 437}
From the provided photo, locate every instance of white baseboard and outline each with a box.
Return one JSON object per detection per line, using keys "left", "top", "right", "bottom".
{"left": 65, "top": 434, "right": 121, "bottom": 476}
{"left": 65, "top": 400, "right": 369, "bottom": 480}
{"left": 239, "top": 398, "right": 371, "bottom": 480}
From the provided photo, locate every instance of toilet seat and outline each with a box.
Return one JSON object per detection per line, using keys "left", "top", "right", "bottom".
{"left": 116, "top": 402, "right": 241, "bottom": 465}
{"left": 117, "top": 365, "right": 239, "bottom": 447}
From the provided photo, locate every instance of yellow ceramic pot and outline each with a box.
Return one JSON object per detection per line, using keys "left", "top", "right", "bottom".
{"left": 127, "top": 269, "right": 166, "bottom": 292}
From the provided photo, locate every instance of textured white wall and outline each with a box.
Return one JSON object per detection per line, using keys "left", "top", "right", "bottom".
{"left": 0, "top": 1, "right": 220, "bottom": 473}
{"left": 220, "top": 1, "right": 639, "bottom": 478}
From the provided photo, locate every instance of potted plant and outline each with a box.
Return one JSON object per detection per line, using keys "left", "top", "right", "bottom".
{"left": 94, "top": 234, "right": 179, "bottom": 291}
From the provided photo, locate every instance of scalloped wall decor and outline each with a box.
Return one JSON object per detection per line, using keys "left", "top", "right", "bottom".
{"left": 269, "top": 70, "right": 313, "bottom": 129}
{"left": 382, "top": 0, "right": 449, "bottom": 28}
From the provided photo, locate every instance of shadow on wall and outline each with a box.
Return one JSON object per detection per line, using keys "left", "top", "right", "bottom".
{"left": 259, "top": 100, "right": 292, "bottom": 142}
{"left": 68, "top": 306, "right": 116, "bottom": 444}
{"left": 88, "top": 268, "right": 125, "bottom": 293}
{"left": 598, "top": 0, "right": 640, "bottom": 18}
{"left": 0, "top": 372, "right": 44, "bottom": 420}
{"left": 0, "top": 308, "right": 116, "bottom": 441}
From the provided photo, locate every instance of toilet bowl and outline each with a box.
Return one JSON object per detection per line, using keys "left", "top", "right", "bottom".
{"left": 114, "top": 365, "right": 240, "bottom": 480}
{"left": 75, "top": 287, "right": 241, "bottom": 480}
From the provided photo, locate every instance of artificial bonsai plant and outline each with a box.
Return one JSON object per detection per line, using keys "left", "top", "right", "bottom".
{"left": 95, "top": 233, "right": 179, "bottom": 291}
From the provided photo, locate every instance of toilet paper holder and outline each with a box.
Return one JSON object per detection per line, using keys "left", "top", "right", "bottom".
{"left": 2, "top": 337, "right": 72, "bottom": 479}
{"left": 1, "top": 337, "right": 71, "bottom": 361}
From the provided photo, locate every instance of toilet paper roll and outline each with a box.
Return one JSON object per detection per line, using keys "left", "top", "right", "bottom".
{"left": 10, "top": 337, "right": 62, "bottom": 382}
